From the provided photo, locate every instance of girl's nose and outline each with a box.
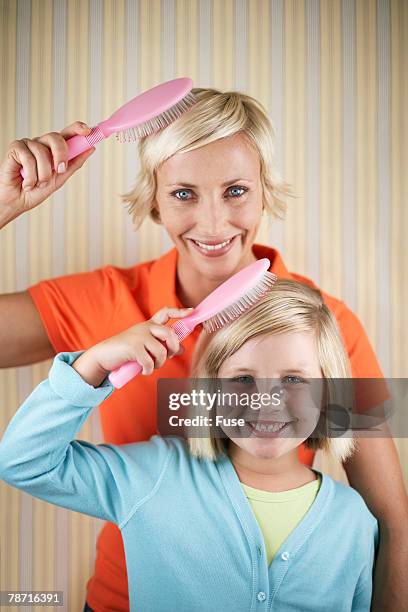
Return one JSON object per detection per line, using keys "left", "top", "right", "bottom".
{"left": 267, "top": 385, "right": 287, "bottom": 409}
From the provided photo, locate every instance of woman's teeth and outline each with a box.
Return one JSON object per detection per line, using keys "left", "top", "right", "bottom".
{"left": 193, "top": 238, "right": 232, "bottom": 251}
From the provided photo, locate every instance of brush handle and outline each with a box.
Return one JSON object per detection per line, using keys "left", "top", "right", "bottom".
{"left": 20, "top": 126, "right": 106, "bottom": 179}
{"left": 108, "top": 319, "right": 193, "bottom": 389}
{"left": 108, "top": 360, "right": 144, "bottom": 388}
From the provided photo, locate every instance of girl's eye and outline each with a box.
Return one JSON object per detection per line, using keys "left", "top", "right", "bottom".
{"left": 282, "top": 375, "right": 307, "bottom": 385}
{"left": 172, "top": 189, "right": 192, "bottom": 201}
{"left": 227, "top": 186, "right": 247, "bottom": 198}
{"left": 230, "top": 375, "right": 255, "bottom": 385}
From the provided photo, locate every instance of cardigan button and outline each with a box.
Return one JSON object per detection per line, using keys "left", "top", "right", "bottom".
{"left": 281, "top": 551, "right": 290, "bottom": 561}
{"left": 257, "top": 591, "right": 266, "bottom": 602}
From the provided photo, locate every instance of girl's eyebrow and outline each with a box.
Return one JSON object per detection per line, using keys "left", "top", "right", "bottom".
{"left": 280, "top": 368, "right": 312, "bottom": 376}
{"left": 223, "top": 367, "right": 312, "bottom": 376}
{"left": 222, "top": 367, "right": 257, "bottom": 375}
{"left": 165, "top": 178, "right": 254, "bottom": 188}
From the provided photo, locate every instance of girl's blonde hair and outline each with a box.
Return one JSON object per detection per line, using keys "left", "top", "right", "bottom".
{"left": 188, "top": 279, "right": 355, "bottom": 463}
{"left": 120, "top": 87, "right": 292, "bottom": 229}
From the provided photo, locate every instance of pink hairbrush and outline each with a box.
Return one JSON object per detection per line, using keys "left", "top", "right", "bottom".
{"left": 108, "top": 258, "right": 277, "bottom": 388}
{"left": 21, "top": 77, "right": 196, "bottom": 178}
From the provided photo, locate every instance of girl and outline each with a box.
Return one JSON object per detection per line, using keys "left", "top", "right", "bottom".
{"left": 0, "top": 280, "right": 377, "bottom": 611}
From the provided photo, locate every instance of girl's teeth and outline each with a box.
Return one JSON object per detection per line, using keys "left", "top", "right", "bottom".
{"left": 194, "top": 238, "right": 232, "bottom": 251}
{"left": 251, "top": 422, "right": 287, "bottom": 433}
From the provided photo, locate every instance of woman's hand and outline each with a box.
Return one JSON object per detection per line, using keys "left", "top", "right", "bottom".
{"left": 72, "top": 307, "right": 194, "bottom": 387}
{"left": 0, "top": 122, "right": 95, "bottom": 228}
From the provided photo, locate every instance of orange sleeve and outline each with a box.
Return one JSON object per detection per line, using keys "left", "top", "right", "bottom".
{"left": 290, "top": 274, "right": 384, "bottom": 378}
{"left": 27, "top": 267, "right": 128, "bottom": 353}
{"left": 325, "top": 299, "right": 390, "bottom": 414}
{"left": 334, "top": 303, "right": 383, "bottom": 378}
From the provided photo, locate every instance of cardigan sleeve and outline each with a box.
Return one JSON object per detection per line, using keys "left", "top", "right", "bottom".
{"left": 0, "top": 352, "right": 172, "bottom": 526}
{"left": 351, "top": 563, "right": 375, "bottom": 611}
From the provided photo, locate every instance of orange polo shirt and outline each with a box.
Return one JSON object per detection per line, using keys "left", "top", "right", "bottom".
{"left": 28, "top": 244, "right": 383, "bottom": 612}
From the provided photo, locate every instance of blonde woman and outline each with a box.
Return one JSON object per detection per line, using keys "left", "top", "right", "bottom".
{"left": 1, "top": 281, "right": 378, "bottom": 610}
{"left": 0, "top": 88, "right": 406, "bottom": 611}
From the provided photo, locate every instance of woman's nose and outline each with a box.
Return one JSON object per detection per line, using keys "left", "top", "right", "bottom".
{"left": 195, "top": 199, "right": 229, "bottom": 236}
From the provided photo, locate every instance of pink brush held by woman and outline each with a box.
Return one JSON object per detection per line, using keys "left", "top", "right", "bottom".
{"left": 21, "top": 77, "right": 196, "bottom": 178}
{"left": 109, "top": 258, "right": 277, "bottom": 388}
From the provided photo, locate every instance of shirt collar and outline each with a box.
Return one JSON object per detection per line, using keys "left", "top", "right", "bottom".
{"left": 148, "top": 244, "right": 291, "bottom": 315}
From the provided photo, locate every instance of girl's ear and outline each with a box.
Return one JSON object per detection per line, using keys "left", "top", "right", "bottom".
{"left": 321, "top": 388, "right": 355, "bottom": 461}
{"left": 308, "top": 381, "right": 330, "bottom": 441}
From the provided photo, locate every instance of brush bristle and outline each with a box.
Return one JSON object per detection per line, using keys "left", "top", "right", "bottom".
{"left": 202, "top": 271, "right": 277, "bottom": 333}
{"left": 115, "top": 91, "right": 197, "bottom": 142}
{"left": 172, "top": 320, "right": 193, "bottom": 341}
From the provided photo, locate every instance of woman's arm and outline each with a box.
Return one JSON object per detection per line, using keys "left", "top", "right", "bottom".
{"left": 343, "top": 432, "right": 408, "bottom": 612}
{"left": 0, "top": 291, "right": 54, "bottom": 367}
{"left": 0, "top": 124, "right": 96, "bottom": 367}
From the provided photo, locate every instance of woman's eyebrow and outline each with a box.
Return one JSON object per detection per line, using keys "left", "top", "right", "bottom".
{"left": 165, "top": 178, "right": 254, "bottom": 187}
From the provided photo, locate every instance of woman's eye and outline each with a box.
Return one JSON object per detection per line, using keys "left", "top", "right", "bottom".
{"left": 172, "top": 189, "right": 192, "bottom": 201}
{"left": 230, "top": 375, "right": 255, "bottom": 385}
{"left": 171, "top": 186, "right": 248, "bottom": 201}
{"left": 282, "top": 375, "right": 307, "bottom": 385}
{"left": 227, "top": 186, "right": 247, "bottom": 198}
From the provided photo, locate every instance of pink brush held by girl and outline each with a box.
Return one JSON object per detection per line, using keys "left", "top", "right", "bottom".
{"left": 21, "top": 77, "right": 196, "bottom": 178}
{"left": 108, "top": 258, "right": 277, "bottom": 389}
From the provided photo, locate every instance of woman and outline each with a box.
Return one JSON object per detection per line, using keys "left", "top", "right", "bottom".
{"left": 0, "top": 87, "right": 407, "bottom": 611}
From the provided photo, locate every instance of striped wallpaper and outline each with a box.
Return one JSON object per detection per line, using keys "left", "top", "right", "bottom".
{"left": 0, "top": 0, "right": 407, "bottom": 610}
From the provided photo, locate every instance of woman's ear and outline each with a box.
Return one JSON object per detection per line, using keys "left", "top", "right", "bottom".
{"left": 151, "top": 201, "right": 162, "bottom": 224}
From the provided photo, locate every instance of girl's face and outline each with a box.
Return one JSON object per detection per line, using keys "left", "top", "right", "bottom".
{"left": 154, "top": 133, "right": 263, "bottom": 280}
{"left": 217, "top": 331, "right": 324, "bottom": 460}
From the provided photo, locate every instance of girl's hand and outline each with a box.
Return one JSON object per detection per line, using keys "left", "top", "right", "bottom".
{"left": 72, "top": 307, "right": 194, "bottom": 387}
{"left": 0, "top": 122, "right": 95, "bottom": 228}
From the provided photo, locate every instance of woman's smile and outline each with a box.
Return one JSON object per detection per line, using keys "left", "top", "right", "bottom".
{"left": 187, "top": 234, "right": 240, "bottom": 257}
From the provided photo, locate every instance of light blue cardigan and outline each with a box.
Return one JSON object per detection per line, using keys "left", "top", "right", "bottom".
{"left": 0, "top": 352, "right": 378, "bottom": 612}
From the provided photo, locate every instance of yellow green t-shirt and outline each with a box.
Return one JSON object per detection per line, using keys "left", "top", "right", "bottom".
{"left": 241, "top": 475, "right": 321, "bottom": 566}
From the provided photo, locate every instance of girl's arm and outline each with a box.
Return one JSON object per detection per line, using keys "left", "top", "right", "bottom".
{"left": 343, "top": 433, "right": 408, "bottom": 612}
{"left": 0, "top": 351, "right": 134, "bottom": 524}
{"left": 0, "top": 307, "right": 190, "bottom": 523}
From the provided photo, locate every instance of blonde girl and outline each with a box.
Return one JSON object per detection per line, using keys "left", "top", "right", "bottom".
{"left": 0, "top": 280, "right": 377, "bottom": 611}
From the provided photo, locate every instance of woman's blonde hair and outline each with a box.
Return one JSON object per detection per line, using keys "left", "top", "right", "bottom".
{"left": 188, "top": 279, "right": 355, "bottom": 463}
{"left": 120, "top": 87, "right": 292, "bottom": 229}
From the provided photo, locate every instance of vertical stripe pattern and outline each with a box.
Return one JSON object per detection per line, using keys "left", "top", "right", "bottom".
{"left": 0, "top": 1, "right": 406, "bottom": 609}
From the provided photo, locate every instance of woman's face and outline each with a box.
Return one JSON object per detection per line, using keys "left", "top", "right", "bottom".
{"left": 154, "top": 133, "right": 263, "bottom": 280}
{"left": 217, "top": 331, "right": 324, "bottom": 460}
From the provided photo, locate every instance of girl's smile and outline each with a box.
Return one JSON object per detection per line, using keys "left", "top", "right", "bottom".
{"left": 245, "top": 418, "right": 297, "bottom": 437}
